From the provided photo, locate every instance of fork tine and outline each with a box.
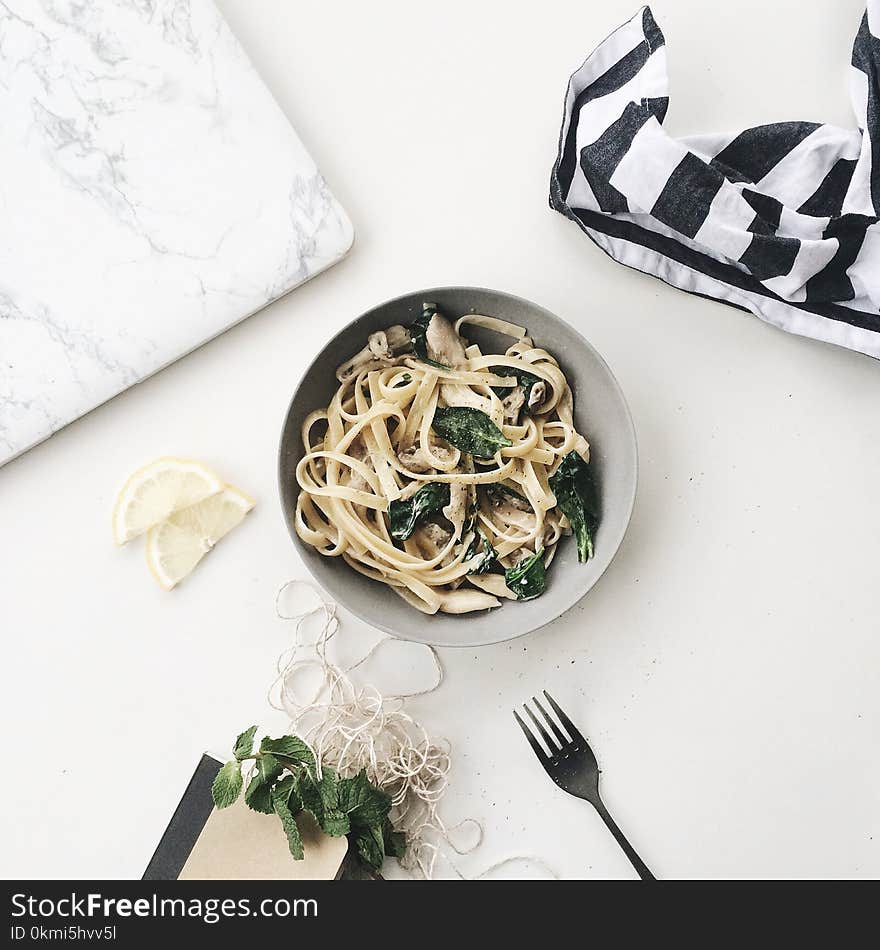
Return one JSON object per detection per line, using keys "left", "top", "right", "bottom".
{"left": 513, "top": 709, "right": 548, "bottom": 760}
{"left": 542, "top": 690, "right": 587, "bottom": 744}
{"left": 533, "top": 695, "right": 569, "bottom": 748}
{"left": 524, "top": 702, "right": 560, "bottom": 753}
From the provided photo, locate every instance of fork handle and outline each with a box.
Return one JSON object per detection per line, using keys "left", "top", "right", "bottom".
{"left": 593, "top": 798, "right": 655, "bottom": 880}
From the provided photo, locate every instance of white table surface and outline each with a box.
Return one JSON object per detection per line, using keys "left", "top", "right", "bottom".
{"left": 2, "top": 0, "right": 878, "bottom": 880}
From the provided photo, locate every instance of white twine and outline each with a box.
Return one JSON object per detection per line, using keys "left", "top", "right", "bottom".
{"left": 268, "top": 579, "right": 557, "bottom": 880}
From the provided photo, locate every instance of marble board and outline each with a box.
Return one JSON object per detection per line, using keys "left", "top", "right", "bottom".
{"left": 0, "top": 0, "right": 353, "bottom": 466}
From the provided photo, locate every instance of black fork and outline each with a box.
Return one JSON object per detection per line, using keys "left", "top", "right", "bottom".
{"left": 514, "top": 690, "right": 655, "bottom": 880}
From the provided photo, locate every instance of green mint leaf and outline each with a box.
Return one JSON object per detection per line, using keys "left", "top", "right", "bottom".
{"left": 383, "top": 819, "right": 407, "bottom": 858}
{"left": 410, "top": 303, "right": 450, "bottom": 370}
{"left": 296, "top": 764, "right": 341, "bottom": 830}
{"left": 465, "top": 528, "right": 497, "bottom": 574}
{"left": 272, "top": 794, "right": 305, "bottom": 860}
{"left": 336, "top": 770, "right": 367, "bottom": 814}
{"left": 244, "top": 753, "right": 281, "bottom": 814}
{"left": 272, "top": 773, "right": 294, "bottom": 801}
{"left": 233, "top": 725, "right": 258, "bottom": 761}
{"left": 388, "top": 483, "right": 450, "bottom": 541}
{"left": 548, "top": 451, "right": 598, "bottom": 562}
{"left": 259, "top": 735, "right": 316, "bottom": 771}
{"left": 321, "top": 808, "right": 351, "bottom": 838}
{"left": 295, "top": 770, "right": 325, "bottom": 825}
{"left": 316, "top": 766, "right": 339, "bottom": 811}
{"left": 431, "top": 406, "right": 513, "bottom": 459}
{"left": 354, "top": 824, "right": 385, "bottom": 871}
{"left": 244, "top": 781, "right": 274, "bottom": 814}
{"left": 211, "top": 761, "right": 243, "bottom": 810}
{"left": 338, "top": 769, "right": 392, "bottom": 827}
{"left": 504, "top": 549, "right": 546, "bottom": 601}
{"left": 256, "top": 752, "right": 281, "bottom": 782}
{"left": 270, "top": 774, "right": 303, "bottom": 815}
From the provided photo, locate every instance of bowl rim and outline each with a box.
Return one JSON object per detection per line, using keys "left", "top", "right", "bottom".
{"left": 277, "top": 285, "right": 638, "bottom": 647}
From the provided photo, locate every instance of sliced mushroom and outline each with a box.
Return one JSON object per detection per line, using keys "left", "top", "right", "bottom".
{"left": 368, "top": 330, "right": 391, "bottom": 359}
{"left": 386, "top": 324, "right": 411, "bottom": 353}
{"left": 398, "top": 444, "right": 456, "bottom": 473}
{"left": 425, "top": 312, "right": 467, "bottom": 367}
{"left": 414, "top": 521, "right": 453, "bottom": 559}
{"left": 527, "top": 380, "right": 547, "bottom": 412}
{"left": 336, "top": 325, "right": 410, "bottom": 382}
{"left": 502, "top": 386, "right": 525, "bottom": 424}
{"left": 439, "top": 588, "right": 500, "bottom": 614}
{"left": 423, "top": 313, "right": 497, "bottom": 411}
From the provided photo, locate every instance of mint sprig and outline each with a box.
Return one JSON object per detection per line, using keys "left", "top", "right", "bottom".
{"left": 338, "top": 769, "right": 392, "bottom": 827}
{"left": 272, "top": 790, "right": 304, "bottom": 860}
{"left": 259, "top": 735, "right": 316, "bottom": 770}
{"left": 211, "top": 761, "right": 243, "bottom": 809}
{"left": 211, "top": 727, "right": 405, "bottom": 872}
{"left": 233, "top": 725, "right": 258, "bottom": 761}
{"left": 244, "top": 753, "right": 281, "bottom": 814}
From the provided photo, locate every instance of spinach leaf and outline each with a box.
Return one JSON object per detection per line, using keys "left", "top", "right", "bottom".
{"left": 484, "top": 482, "right": 529, "bottom": 506}
{"left": 463, "top": 498, "right": 478, "bottom": 537}
{"left": 431, "top": 407, "right": 513, "bottom": 459}
{"left": 489, "top": 365, "right": 542, "bottom": 410}
{"left": 410, "top": 302, "right": 450, "bottom": 370}
{"left": 504, "top": 549, "right": 546, "bottom": 601}
{"left": 388, "top": 482, "right": 450, "bottom": 540}
{"left": 464, "top": 528, "right": 497, "bottom": 574}
{"left": 548, "top": 450, "right": 598, "bottom": 562}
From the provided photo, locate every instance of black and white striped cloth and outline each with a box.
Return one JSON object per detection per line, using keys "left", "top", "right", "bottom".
{"left": 550, "top": 4, "right": 880, "bottom": 358}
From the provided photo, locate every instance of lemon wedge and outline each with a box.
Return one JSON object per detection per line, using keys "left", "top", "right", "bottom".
{"left": 145, "top": 486, "right": 255, "bottom": 590}
{"left": 112, "top": 457, "right": 225, "bottom": 545}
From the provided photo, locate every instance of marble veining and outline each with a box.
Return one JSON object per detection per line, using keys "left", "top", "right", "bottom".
{"left": 0, "top": 0, "right": 354, "bottom": 465}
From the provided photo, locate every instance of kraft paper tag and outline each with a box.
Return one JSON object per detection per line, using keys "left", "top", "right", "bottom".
{"left": 179, "top": 798, "right": 348, "bottom": 881}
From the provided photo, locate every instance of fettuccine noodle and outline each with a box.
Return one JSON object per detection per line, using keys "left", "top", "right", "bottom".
{"left": 294, "top": 305, "right": 593, "bottom": 615}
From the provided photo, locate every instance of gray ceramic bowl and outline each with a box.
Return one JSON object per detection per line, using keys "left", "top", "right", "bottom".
{"left": 279, "top": 287, "right": 637, "bottom": 647}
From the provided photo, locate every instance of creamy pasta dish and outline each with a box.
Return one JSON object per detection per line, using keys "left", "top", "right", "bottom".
{"left": 294, "top": 303, "right": 598, "bottom": 615}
